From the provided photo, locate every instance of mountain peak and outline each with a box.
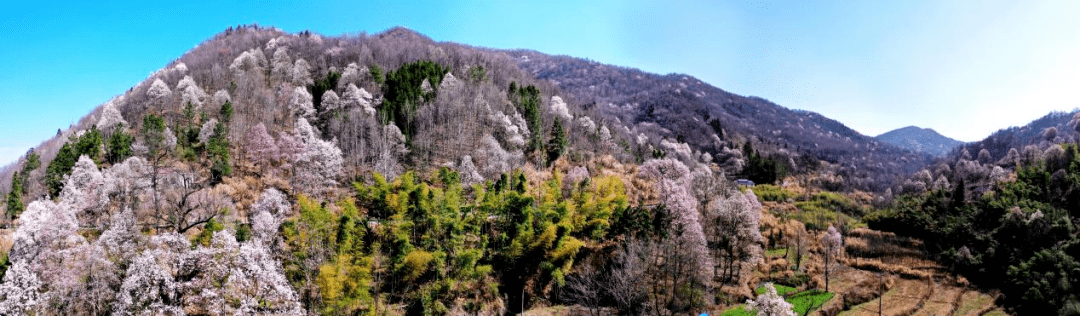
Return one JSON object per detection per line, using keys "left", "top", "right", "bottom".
{"left": 876, "top": 126, "right": 962, "bottom": 157}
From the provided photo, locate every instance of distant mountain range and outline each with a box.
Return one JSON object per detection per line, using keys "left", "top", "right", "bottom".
{"left": 875, "top": 126, "right": 963, "bottom": 157}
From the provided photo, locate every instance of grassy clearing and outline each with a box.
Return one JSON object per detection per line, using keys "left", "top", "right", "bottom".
{"left": 765, "top": 247, "right": 788, "bottom": 258}
{"left": 720, "top": 304, "right": 751, "bottom": 316}
{"left": 954, "top": 291, "right": 995, "bottom": 316}
{"left": 754, "top": 184, "right": 795, "bottom": 202}
{"left": 756, "top": 284, "right": 799, "bottom": 296}
{"left": 786, "top": 290, "right": 834, "bottom": 315}
{"left": 741, "top": 284, "right": 832, "bottom": 316}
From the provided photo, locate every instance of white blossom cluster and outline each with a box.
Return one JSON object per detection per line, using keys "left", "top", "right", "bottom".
{"left": 549, "top": 96, "right": 572, "bottom": 121}
{"left": 291, "top": 118, "right": 344, "bottom": 197}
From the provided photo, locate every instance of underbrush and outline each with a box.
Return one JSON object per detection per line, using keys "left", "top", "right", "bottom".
{"left": 754, "top": 185, "right": 867, "bottom": 231}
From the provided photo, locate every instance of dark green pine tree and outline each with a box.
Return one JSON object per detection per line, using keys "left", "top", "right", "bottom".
{"left": 106, "top": 123, "right": 135, "bottom": 164}
{"left": 6, "top": 171, "right": 23, "bottom": 219}
{"left": 546, "top": 119, "right": 568, "bottom": 165}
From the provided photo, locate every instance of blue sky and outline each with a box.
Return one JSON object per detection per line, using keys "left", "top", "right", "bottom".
{"left": 2, "top": 1, "right": 1079, "bottom": 165}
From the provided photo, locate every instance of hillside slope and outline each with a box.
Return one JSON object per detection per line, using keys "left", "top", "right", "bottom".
{"left": 875, "top": 126, "right": 963, "bottom": 157}
{"left": 0, "top": 26, "right": 1014, "bottom": 316}
{"left": 513, "top": 51, "right": 931, "bottom": 191}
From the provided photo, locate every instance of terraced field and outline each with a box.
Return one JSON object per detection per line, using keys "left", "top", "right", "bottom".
{"left": 827, "top": 229, "right": 1006, "bottom": 316}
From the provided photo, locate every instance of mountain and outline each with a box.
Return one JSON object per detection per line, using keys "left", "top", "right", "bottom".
{"left": 874, "top": 126, "right": 963, "bottom": 157}
{"left": 513, "top": 50, "right": 931, "bottom": 191}
{"left": 0, "top": 26, "right": 1011, "bottom": 315}
{"left": 953, "top": 110, "right": 1079, "bottom": 164}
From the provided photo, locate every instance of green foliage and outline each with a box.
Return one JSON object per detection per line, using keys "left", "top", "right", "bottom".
{"left": 191, "top": 218, "right": 225, "bottom": 247}
{"left": 747, "top": 285, "right": 833, "bottom": 315}
{"left": 278, "top": 168, "right": 631, "bottom": 314}
{"left": 141, "top": 114, "right": 168, "bottom": 158}
{"left": 180, "top": 102, "right": 200, "bottom": 147}
{"left": 45, "top": 126, "right": 103, "bottom": 197}
{"left": 0, "top": 250, "right": 8, "bottom": 281}
{"left": 754, "top": 184, "right": 795, "bottom": 202}
{"left": 510, "top": 83, "right": 544, "bottom": 155}
{"left": 467, "top": 65, "right": 486, "bottom": 82}
{"left": 379, "top": 60, "right": 449, "bottom": 139}
{"left": 398, "top": 250, "right": 435, "bottom": 282}
{"left": 234, "top": 221, "right": 251, "bottom": 243}
{"left": 468, "top": 64, "right": 486, "bottom": 82}
{"left": 609, "top": 204, "right": 670, "bottom": 241}
{"left": 808, "top": 191, "right": 866, "bottom": 217}
{"left": 871, "top": 148, "right": 1080, "bottom": 314}
{"left": 546, "top": 119, "right": 567, "bottom": 165}
{"left": 219, "top": 100, "right": 233, "bottom": 124}
{"left": 207, "top": 122, "right": 231, "bottom": 184}
{"left": 7, "top": 151, "right": 40, "bottom": 218}
{"left": 310, "top": 71, "right": 341, "bottom": 115}
{"left": 369, "top": 64, "right": 384, "bottom": 84}
{"left": 786, "top": 290, "right": 833, "bottom": 315}
{"left": 106, "top": 123, "right": 134, "bottom": 164}
{"left": 791, "top": 200, "right": 862, "bottom": 231}
{"left": 720, "top": 305, "right": 753, "bottom": 316}
{"left": 741, "top": 141, "right": 786, "bottom": 185}
{"left": 6, "top": 171, "right": 23, "bottom": 219}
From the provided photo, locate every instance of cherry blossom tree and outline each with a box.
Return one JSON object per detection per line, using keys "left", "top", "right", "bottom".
{"left": 707, "top": 190, "right": 764, "bottom": 284}
{"left": 229, "top": 48, "right": 268, "bottom": 76}
{"left": 97, "top": 99, "right": 128, "bottom": 132}
{"left": 0, "top": 260, "right": 43, "bottom": 314}
{"left": 246, "top": 123, "right": 279, "bottom": 168}
{"left": 290, "top": 86, "right": 315, "bottom": 118}
{"left": 271, "top": 47, "right": 293, "bottom": 83}
{"left": 179, "top": 231, "right": 303, "bottom": 314}
{"left": 198, "top": 118, "right": 219, "bottom": 144}
{"left": 338, "top": 62, "right": 362, "bottom": 89}
{"left": 346, "top": 84, "right": 376, "bottom": 117}
{"left": 639, "top": 158, "right": 711, "bottom": 282}
{"left": 291, "top": 58, "right": 313, "bottom": 86}
{"left": 745, "top": 283, "right": 795, "bottom": 316}
{"left": 458, "top": 155, "right": 483, "bottom": 185}
{"left": 9, "top": 199, "right": 81, "bottom": 263}
{"left": 59, "top": 156, "right": 109, "bottom": 224}
{"left": 321, "top": 90, "right": 341, "bottom": 113}
{"left": 549, "top": 96, "right": 572, "bottom": 121}
{"left": 291, "top": 118, "right": 344, "bottom": 196}
{"left": 41, "top": 243, "right": 120, "bottom": 315}
{"left": 177, "top": 75, "right": 208, "bottom": 109}
{"left": 114, "top": 249, "right": 184, "bottom": 315}
{"left": 822, "top": 225, "right": 843, "bottom": 292}
{"left": 212, "top": 90, "right": 231, "bottom": 109}
{"left": 147, "top": 78, "right": 172, "bottom": 106}
{"left": 251, "top": 188, "right": 290, "bottom": 244}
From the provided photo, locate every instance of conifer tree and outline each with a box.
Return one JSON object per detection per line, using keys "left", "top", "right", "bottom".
{"left": 546, "top": 119, "right": 567, "bottom": 164}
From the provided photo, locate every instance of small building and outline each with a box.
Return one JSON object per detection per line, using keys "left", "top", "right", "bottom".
{"left": 735, "top": 179, "right": 755, "bottom": 187}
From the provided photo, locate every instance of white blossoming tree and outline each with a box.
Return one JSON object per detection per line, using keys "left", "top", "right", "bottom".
{"left": 822, "top": 225, "right": 843, "bottom": 292}
{"left": 745, "top": 283, "right": 796, "bottom": 316}
{"left": 291, "top": 118, "right": 344, "bottom": 197}
{"left": 291, "top": 86, "right": 315, "bottom": 118}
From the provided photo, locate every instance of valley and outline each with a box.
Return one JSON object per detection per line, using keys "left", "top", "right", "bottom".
{"left": 0, "top": 25, "right": 1075, "bottom": 315}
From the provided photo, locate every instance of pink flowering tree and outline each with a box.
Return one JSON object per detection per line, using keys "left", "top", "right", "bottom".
{"left": 745, "top": 283, "right": 795, "bottom": 316}
{"left": 822, "top": 225, "right": 843, "bottom": 292}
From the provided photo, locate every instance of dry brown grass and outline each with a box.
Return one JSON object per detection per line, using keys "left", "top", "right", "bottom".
{"left": 913, "top": 285, "right": 963, "bottom": 316}
{"left": 841, "top": 257, "right": 932, "bottom": 280}
{"left": 953, "top": 291, "right": 998, "bottom": 316}
{"left": 0, "top": 228, "right": 12, "bottom": 254}
{"left": 838, "top": 278, "right": 927, "bottom": 316}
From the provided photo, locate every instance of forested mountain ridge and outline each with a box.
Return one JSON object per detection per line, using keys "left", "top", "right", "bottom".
{"left": 875, "top": 126, "right": 963, "bottom": 157}
{"left": 0, "top": 25, "right": 1013, "bottom": 316}
{"left": 513, "top": 51, "right": 933, "bottom": 192}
